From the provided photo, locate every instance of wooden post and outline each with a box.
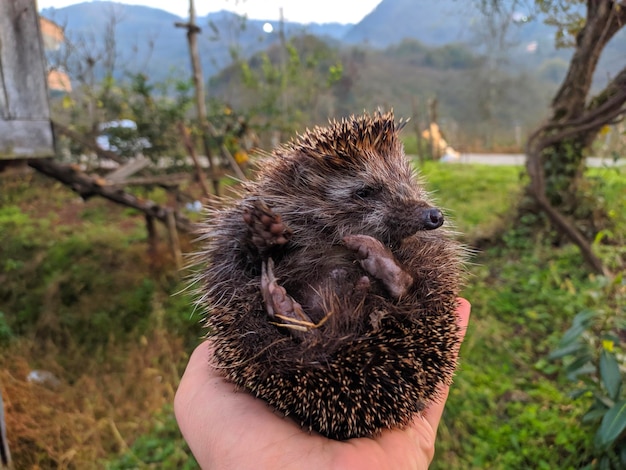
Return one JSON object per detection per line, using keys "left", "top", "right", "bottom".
{"left": 0, "top": 0, "right": 55, "bottom": 160}
{"left": 165, "top": 209, "right": 183, "bottom": 272}
{"left": 145, "top": 214, "right": 158, "bottom": 272}
{"left": 178, "top": 121, "right": 211, "bottom": 198}
{"left": 427, "top": 98, "right": 439, "bottom": 160}
{"left": 175, "top": 0, "right": 247, "bottom": 190}
{"left": 278, "top": 7, "right": 288, "bottom": 138}
{"left": 411, "top": 96, "right": 425, "bottom": 166}
{"left": 175, "top": 0, "right": 220, "bottom": 195}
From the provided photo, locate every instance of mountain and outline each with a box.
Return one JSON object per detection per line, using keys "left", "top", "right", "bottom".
{"left": 40, "top": 2, "right": 352, "bottom": 83}
{"left": 343, "top": 0, "right": 478, "bottom": 47}
{"left": 40, "top": 1, "right": 623, "bottom": 89}
{"left": 341, "top": 0, "right": 623, "bottom": 84}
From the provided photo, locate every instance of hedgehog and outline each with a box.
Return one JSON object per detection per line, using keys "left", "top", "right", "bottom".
{"left": 194, "top": 111, "right": 465, "bottom": 441}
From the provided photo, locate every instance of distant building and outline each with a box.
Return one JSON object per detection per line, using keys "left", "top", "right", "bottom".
{"left": 47, "top": 69, "right": 72, "bottom": 93}
{"left": 40, "top": 16, "right": 64, "bottom": 50}
{"left": 40, "top": 16, "right": 72, "bottom": 93}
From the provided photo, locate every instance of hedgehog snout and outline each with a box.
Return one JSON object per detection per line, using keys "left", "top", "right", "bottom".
{"left": 421, "top": 207, "right": 444, "bottom": 230}
{"left": 384, "top": 202, "right": 445, "bottom": 241}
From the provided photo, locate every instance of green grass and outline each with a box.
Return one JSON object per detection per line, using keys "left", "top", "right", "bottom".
{"left": 435, "top": 243, "right": 600, "bottom": 469}
{"left": 105, "top": 406, "right": 199, "bottom": 470}
{"left": 417, "top": 161, "right": 526, "bottom": 239}
{"left": 423, "top": 164, "right": 624, "bottom": 468}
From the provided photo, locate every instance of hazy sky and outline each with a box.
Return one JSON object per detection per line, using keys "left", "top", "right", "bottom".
{"left": 37, "top": 0, "right": 383, "bottom": 24}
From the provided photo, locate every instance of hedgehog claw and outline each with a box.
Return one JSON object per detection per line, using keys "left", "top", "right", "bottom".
{"left": 244, "top": 199, "right": 292, "bottom": 249}
{"left": 261, "top": 259, "right": 327, "bottom": 337}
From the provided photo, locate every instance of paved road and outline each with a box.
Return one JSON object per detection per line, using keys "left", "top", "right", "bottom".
{"left": 442, "top": 153, "right": 625, "bottom": 167}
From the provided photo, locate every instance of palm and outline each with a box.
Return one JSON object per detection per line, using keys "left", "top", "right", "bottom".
{"left": 175, "top": 298, "right": 470, "bottom": 470}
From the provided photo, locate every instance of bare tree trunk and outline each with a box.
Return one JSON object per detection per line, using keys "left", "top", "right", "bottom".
{"left": 551, "top": 1, "right": 626, "bottom": 120}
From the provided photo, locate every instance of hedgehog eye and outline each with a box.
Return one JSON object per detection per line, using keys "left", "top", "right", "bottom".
{"left": 355, "top": 185, "right": 381, "bottom": 199}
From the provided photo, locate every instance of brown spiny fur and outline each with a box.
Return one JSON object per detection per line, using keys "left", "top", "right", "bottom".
{"left": 194, "top": 111, "right": 465, "bottom": 440}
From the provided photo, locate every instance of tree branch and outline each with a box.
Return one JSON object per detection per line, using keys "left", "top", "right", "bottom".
{"left": 28, "top": 158, "right": 195, "bottom": 233}
{"left": 552, "top": 0, "right": 626, "bottom": 118}
{"left": 533, "top": 191, "right": 610, "bottom": 276}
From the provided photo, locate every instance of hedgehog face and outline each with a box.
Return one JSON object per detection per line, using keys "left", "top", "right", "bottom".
{"left": 256, "top": 111, "right": 444, "bottom": 246}
{"left": 319, "top": 155, "right": 444, "bottom": 245}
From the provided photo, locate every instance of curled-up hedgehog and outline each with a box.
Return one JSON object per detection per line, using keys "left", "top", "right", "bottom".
{"left": 195, "top": 111, "right": 465, "bottom": 441}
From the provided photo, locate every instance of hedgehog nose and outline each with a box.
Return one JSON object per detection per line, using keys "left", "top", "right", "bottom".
{"left": 423, "top": 208, "right": 444, "bottom": 230}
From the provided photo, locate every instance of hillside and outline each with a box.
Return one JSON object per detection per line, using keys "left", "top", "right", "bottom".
{"left": 40, "top": 0, "right": 623, "bottom": 150}
{"left": 210, "top": 36, "right": 557, "bottom": 150}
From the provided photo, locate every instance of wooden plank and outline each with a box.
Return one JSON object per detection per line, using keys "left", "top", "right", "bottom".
{"left": 0, "top": 0, "right": 50, "bottom": 119}
{"left": 106, "top": 173, "right": 190, "bottom": 188}
{"left": 106, "top": 156, "right": 152, "bottom": 183}
{"left": 0, "top": 0, "right": 55, "bottom": 159}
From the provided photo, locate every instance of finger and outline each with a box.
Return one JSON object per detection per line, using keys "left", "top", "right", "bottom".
{"left": 420, "top": 297, "right": 471, "bottom": 431}
{"left": 456, "top": 297, "right": 471, "bottom": 334}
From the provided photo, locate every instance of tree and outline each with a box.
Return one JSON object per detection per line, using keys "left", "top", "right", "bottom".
{"left": 470, "top": 0, "right": 521, "bottom": 149}
{"left": 479, "top": 0, "right": 626, "bottom": 275}
{"left": 230, "top": 34, "right": 344, "bottom": 143}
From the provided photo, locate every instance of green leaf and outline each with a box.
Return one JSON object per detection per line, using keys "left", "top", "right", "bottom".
{"left": 600, "top": 350, "right": 622, "bottom": 401}
{"left": 570, "top": 387, "right": 591, "bottom": 399}
{"left": 564, "top": 353, "right": 593, "bottom": 378}
{"left": 549, "top": 341, "right": 585, "bottom": 360}
{"left": 595, "top": 400, "right": 626, "bottom": 449}
{"left": 592, "top": 391, "right": 615, "bottom": 409}
{"left": 572, "top": 308, "right": 595, "bottom": 328}
{"left": 598, "top": 455, "right": 611, "bottom": 470}
{"left": 582, "top": 407, "right": 609, "bottom": 424}
{"left": 559, "top": 322, "right": 587, "bottom": 346}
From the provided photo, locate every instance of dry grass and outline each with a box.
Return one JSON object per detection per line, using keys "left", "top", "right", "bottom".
{"left": 1, "top": 329, "right": 189, "bottom": 469}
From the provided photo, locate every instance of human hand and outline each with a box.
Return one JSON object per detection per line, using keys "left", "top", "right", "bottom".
{"left": 175, "top": 298, "right": 471, "bottom": 470}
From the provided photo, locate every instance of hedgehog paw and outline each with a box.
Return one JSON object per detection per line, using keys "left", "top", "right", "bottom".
{"left": 343, "top": 234, "right": 413, "bottom": 298}
{"left": 243, "top": 199, "right": 292, "bottom": 249}
{"left": 261, "top": 259, "right": 328, "bottom": 337}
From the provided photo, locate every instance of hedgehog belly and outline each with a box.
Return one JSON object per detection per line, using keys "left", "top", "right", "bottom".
{"left": 208, "top": 294, "right": 459, "bottom": 441}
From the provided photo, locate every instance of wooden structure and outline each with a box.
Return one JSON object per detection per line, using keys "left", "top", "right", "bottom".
{"left": 0, "top": 0, "right": 55, "bottom": 160}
